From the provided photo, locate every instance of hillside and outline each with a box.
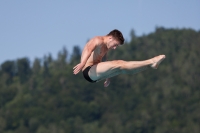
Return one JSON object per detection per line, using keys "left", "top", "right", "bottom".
{"left": 0, "top": 27, "right": 200, "bottom": 133}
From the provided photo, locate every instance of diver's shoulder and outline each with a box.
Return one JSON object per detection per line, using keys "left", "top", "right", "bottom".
{"left": 92, "top": 36, "right": 103, "bottom": 41}
{"left": 91, "top": 36, "right": 104, "bottom": 45}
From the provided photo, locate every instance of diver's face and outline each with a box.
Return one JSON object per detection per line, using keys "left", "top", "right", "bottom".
{"left": 107, "top": 37, "right": 120, "bottom": 50}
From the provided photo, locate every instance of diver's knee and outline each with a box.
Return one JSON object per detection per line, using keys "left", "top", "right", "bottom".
{"left": 113, "top": 60, "right": 127, "bottom": 70}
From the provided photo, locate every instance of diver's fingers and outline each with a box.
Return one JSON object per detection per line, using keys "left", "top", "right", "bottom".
{"left": 73, "top": 66, "right": 81, "bottom": 75}
{"left": 73, "top": 64, "right": 80, "bottom": 69}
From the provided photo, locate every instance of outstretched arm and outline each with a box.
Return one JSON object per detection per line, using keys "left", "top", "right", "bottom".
{"left": 73, "top": 38, "right": 98, "bottom": 75}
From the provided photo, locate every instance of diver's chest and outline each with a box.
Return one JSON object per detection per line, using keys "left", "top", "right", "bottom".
{"left": 94, "top": 48, "right": 106, "bottom": 58}
{"left": 95, "top": 45, "right": 107, "bottom": 56}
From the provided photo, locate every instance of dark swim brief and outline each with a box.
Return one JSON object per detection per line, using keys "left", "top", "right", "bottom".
{"left": 82, "top": 66, "right": 97, "bottom": 83}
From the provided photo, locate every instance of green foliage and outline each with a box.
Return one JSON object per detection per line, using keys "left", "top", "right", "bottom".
{"left": 16, "top": 58, "right": 31, "bottom": 83}
{"left": 0, "top": 28, "right": 200, "bottom": 133}
{"left": 70, "top": 45, "right": 81, "bottom": 65}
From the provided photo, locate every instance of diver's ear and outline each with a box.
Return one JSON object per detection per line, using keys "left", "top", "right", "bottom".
{"left": 109, "top": 36, "right": 113, "bottom": 41}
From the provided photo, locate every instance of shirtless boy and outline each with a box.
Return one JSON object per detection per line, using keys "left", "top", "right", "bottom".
{"left": 73, "top": 29, "right": 165, "bottom": 87}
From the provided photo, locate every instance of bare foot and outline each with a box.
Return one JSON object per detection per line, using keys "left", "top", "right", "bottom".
{"left": 151, "top": 55, "right": 166, "bottom": 69}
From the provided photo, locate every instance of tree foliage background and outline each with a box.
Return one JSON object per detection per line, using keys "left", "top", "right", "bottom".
{"left": 0, "top": 27, "right": 200, "bottom": 133}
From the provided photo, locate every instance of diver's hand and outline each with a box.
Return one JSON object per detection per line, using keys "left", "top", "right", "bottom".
{"left": 104, "top": 78, "right": 110, "bottom": 87}
{"left": 73, "top": 63, "right": 84, "bottom": 75}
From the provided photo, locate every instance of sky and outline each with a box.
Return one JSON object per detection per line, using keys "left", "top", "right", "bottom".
{"left": 0, "top": 0, "right": 200, "bottom": 64}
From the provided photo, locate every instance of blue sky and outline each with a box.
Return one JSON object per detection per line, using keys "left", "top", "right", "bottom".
{"left": 0, "top": 0, "right": 199, "bottom": 64}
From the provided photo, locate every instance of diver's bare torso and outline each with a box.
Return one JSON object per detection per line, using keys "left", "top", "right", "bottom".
{"left": 82, "top": 36, "right": 108, "bottom": 71}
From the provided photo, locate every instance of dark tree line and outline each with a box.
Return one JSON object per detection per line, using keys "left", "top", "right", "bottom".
{"left": 0, "top": 27, "right": 200, "bottom": 133}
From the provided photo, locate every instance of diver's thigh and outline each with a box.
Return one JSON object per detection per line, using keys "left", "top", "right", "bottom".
{"left": 89, "top": 60, "right": 125, "bottom": 81}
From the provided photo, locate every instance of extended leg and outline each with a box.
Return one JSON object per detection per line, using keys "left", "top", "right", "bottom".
{"left": 89, "top": 55, "right": 165, "bottom": 82}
